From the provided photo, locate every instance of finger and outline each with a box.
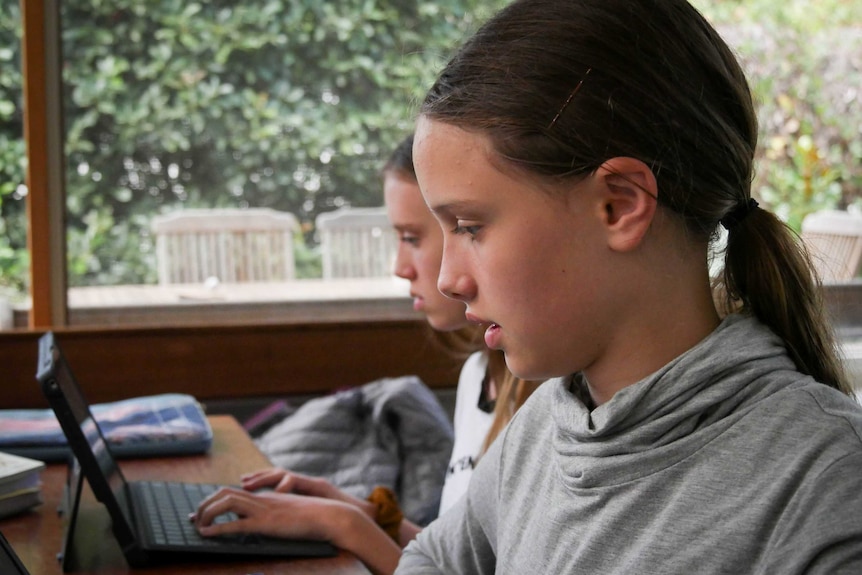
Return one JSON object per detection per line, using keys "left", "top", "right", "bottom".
{"left": 194, "top": 489, "right": 255, "bottom": 527}
{"left": 240, "top": 468, "right": 278, "bottom": 486}
{"left": 241, "top": 468, "right": 286, "bottom": 490}
{"left": 276, "top": 472, "right": 332, "bottom": 496}
{"left": 240, "top": 467, "right": 280, "bottom": 483}
{"left": 196, "top": 514, "right": 256, "bottom": 537}
{"left": 194, "top": 485, "right": 238, "bottom": 514}
{"left": 241, "top": 475, "right": 270, "bottom": 491}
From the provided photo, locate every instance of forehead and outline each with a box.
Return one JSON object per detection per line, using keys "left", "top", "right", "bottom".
{"left": 384, "top": 173, "right": 432, "bottom": 225}
{"left": 413, "top": 117, "right": 491, "bottom": 169}
{"left": 414, "top": 117, "right": 563, "bottom": 218}
{"left": 413, "top": 118, "right": 501, "bottom": 208}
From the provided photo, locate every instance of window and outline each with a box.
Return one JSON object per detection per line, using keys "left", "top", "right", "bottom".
{"left": 7, "top": 0, "right": 862, "bottom": 329}
{"left": 13, "top": 0, "right": 507, "bottom": 328}
{"left": 3, "top": 0, "right": 861, "bottom": 411}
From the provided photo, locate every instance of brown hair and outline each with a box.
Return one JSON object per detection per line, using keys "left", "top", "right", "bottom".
{"left": 420, "top": 0, "right": 849, "bottom": 394}
{"left": 482, "top": 349, "right": 542, "bottom": 454}
{"left": 428, "top": 330, "right": 541, "bottom": 456}
{"left": 382, "top": 133, "right": 416, "bottom": 181}
{"left": 426, "top": 323, "right": 484, "bottom": 360}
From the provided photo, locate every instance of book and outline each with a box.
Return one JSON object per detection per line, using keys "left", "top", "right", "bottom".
{"left": 0, "top": 451, "right": 45, "bottom": 519}
{"left": 0, "top": 393, "right": 213, "bottom": 462}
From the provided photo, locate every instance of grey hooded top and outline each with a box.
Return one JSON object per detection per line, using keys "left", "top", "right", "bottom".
{"left": 397, "top": 314, "right": 862, "bottom": 573}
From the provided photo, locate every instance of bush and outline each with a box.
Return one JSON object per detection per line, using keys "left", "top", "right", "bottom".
{"left": 1, "top": 1, "right": 860, "bottom": 295}
{"left": 695, "top": 0, "right": 862, "bottom": 230}
{"left": 0, "top": 0, "right": 506, "bottom": 292}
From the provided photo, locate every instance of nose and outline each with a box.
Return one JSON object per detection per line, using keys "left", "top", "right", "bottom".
{"left": 393, "top": 243, "right": 416, "bottom": 281}
{"left": 437, "top": 245, "right": 476, "bottom": 302}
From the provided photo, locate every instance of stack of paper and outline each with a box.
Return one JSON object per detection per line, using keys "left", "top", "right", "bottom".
{"left": 0, "top": 451, "right": 45, "bottom": 519}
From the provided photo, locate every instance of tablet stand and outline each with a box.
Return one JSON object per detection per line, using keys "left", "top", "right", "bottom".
{"left": 56, "top": 456, "right": 83, "bottom": 572}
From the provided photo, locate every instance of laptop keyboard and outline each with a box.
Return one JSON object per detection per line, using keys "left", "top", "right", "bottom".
{"left": 139, "top": 481, "right": 237, "bottom": 547}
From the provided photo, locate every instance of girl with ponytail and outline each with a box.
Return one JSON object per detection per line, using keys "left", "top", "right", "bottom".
{"left": 397, "top": 0, "right": 862, "bottom": 572}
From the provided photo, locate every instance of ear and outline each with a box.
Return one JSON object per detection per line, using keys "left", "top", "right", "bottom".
{"left": 595, "top": 157, "right": 658, "bottom": 252}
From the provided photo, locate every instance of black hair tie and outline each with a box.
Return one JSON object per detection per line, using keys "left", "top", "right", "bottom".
{"left": 720, "top": 198, "right": 759, "bottom": 231}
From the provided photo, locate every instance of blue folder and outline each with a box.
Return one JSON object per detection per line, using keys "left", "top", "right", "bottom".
{"left": 0, "top": 393, "right": 212, "bottom": 462}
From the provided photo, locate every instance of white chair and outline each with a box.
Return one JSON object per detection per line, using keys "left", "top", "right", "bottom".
{"left": 800, "top": 209, "right": 862, "bottom": 282}
{"left": 315, "top": 206, "right": 397, "bottom": 279}
{"left": 151, "top": 208, "right": 299, "bottom": 284}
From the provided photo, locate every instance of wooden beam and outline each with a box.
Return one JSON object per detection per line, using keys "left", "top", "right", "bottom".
{"left": 0, "top": 320, "right": 463, "bottom": 409}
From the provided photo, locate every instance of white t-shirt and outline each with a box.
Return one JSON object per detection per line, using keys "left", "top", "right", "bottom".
{"left": 437, "top": 351, "right": 494, "bottom": 514}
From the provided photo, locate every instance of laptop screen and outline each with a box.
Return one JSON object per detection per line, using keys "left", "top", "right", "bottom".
{"left": 37, "top": 334, "right": 136, "bottom": 532}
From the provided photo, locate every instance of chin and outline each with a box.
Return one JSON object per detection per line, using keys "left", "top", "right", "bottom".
{"left": 504, "top": 355, "right": 547, "bottom": 381}
{"left": 426, "top": 316, "right": 451, "bottom": 332}
{"left": 432, "top": 322, "right": 465, "bottom": 333}
{"left": 427, "top": 315, "right": 468, "bottom": 333}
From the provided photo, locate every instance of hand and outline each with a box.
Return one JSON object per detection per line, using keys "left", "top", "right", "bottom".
{"left": 190, "top": 487, "right": 404, "bottom": 575}
{"left": 190, "top": 486, "right": 347, "bottom": 541}
{"left": 240, "top": 468, "right": 375, "bottom": 518}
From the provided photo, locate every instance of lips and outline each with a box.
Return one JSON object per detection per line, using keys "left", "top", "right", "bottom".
{"left": 412, "top": 295, "right": 424, "bottom": 311}
{"left": 484, "top": 323, "right": 502, "bottom": 349}
{"left": 465, "top": 311, "right": 488, "bottom": 325}
{"left": 465, "top": 312, "right": 503, "bottom": 349}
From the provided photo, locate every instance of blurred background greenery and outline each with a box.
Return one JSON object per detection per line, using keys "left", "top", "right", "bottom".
{"left": 0, "top": 0, "right": 860, "bottom": 298}
{"left": 694, "top": 0, "right": 862, "bottom": 230}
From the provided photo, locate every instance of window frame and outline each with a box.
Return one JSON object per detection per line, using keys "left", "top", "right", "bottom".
{"left": 23, "top": 0, "right": 67, "bottom": 328}
{"left": 12, "top": 0, "right": 457, "bottom": 410}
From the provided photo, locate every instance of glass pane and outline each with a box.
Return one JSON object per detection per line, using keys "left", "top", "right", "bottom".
{"left": 59, "top": 0, "right": 507, "bottom": 326}
{"left": 0, "top": 3, "right": 26, "bottom": 329}
{"left": 692, "top": 0, "right": 862, "bottom": 227}
{"left": 39, "top": 0, "right": 861, "bottom": 326}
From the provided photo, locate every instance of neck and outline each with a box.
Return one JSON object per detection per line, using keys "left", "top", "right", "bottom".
{"left": 585, "top": 258, "right": 720, "bottom": 407}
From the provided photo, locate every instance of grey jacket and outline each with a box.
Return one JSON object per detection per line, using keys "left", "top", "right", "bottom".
{"left": 397, "top": 314, "right": 862, "bottom": 573}
{"left": 256, "top": 375, "right": 454, "bottom": 526}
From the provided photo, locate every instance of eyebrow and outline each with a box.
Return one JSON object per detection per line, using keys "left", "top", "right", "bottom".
{"left": 428, "top": 200, "right": 479, "bottom": 217}
{"left": 391, "top": 223, "right": 422, "bottom": 233}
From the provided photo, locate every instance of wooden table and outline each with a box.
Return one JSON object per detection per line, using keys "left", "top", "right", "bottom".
{"left": 0, "top": 416, "right": 372, "bottom": 575}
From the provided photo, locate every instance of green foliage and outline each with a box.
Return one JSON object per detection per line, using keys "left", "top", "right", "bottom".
{"left": 0, "top": 2, "right": 27, "bottom": 297}
{"left": 693, "top": 0, "right": 862, "bottom": 230}
{"left": 755, "top": 134, "right": 843, "bottom": 230}
{"left": 1, "top": 0, "right": 505, "bottom": 292}
{"left": 293, "top": 229, "right": 322, "bottom": 279}
{"left": 1, "top": 1, "right": 861, "bottom": 295}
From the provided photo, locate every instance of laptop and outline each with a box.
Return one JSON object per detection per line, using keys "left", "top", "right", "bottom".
{"left": 0, "top": 531, "right": 31, "bottom": 575}
{"left": 35, "top": 331, "right": 337, "bottom": 568}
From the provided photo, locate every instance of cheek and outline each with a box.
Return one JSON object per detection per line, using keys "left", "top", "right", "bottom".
{"left": 489, "top": 232, "right": 573, "bottom": 311}
{"left": 475, "top": 248, "right": 528, "bottom": 305}
{"left": 416, "top": 249, "right": 443, "bottom": 281}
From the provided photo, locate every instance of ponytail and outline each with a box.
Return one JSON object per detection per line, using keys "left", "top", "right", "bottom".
{"left": 717, "top": 206, "right": 851, "bottom": 395}
{"left": 420, "top": 0, "right": 852, "bottom": 397}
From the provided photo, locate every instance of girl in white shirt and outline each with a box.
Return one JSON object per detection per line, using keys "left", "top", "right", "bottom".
{"left": 191, "top": 134, "right": 540, "bottom": 575}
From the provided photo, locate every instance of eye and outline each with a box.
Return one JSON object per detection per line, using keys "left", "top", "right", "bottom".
{"left": 398, "top": 232, "right": 420, "bottom": 246}
{"left": 453, "top": 223, "right": 482, "bottom": 239}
